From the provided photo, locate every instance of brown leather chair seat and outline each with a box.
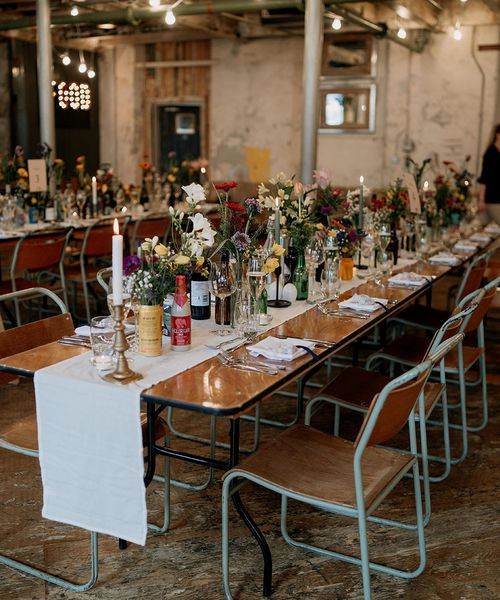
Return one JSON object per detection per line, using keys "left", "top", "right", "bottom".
{"left": 232, "top": 424, "right": 414, "bottom": 513}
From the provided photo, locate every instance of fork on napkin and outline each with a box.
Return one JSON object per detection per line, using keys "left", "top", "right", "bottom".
{"left": 388, "top": 272, "right": 428, "bottom": 287}
{"left": 428, "top": 252, "right": 460, "bottom": 265}
{"left": 338, "top": 294, "right": 389, "bottom": 313}
{"left": 246, "top": 336, "right": 316, "bottom": 362}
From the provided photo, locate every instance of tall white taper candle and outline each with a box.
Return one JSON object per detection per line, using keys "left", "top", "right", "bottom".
{"left": 112, "top": 218, "right": 123, "bottom": 306}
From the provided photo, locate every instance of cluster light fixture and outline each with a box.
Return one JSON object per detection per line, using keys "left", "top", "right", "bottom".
{"left": 55, "top": 81, "right": 91, "bottom": 111}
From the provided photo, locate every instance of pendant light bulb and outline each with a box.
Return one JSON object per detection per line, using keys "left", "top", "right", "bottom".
{"left": 87, "top": 68, "right": 96, "bottom": 79}
{"left": 61, "top": 53, "right": 71, "bottom": 66}
{"left": 149, "top": 0, "right": 161, "bottom": 6}
{"left": 397, "top": 26, "right": 407, "bottom": 39}
{"left": 165, "top": 7, "right": 176, "bottom": 25}
{"left": 331, "top": 17, "right": 342, "bottom": 31}
{"left": 453, "top": 23, "right": 463, "bottom": 41}
{"left": 70, "top": 5, "right": 79, "bottom": 17}
{"left": 79, "top": 61, "right": 87, "bottom": 74}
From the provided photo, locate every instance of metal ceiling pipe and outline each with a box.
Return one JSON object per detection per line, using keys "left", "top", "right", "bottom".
{"left": 36, "top": 0, "right": 56, "bottom": 160}
{"left": 0, "top": 0, "right": 304, "bottom": 30}
{"left": 300, "top": 0, "right": 323, "bottom": 184}
{"left": 331, "top": 6, "right": 427, "bottom": 52}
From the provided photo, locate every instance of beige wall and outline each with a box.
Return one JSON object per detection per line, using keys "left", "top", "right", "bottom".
{"left": 99, "top": 25, "right": 499, "bottom": 189}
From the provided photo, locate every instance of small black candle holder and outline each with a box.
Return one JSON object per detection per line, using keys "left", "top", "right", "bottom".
{"left": 267, "top": 266, "right": 291, "bottom": 308}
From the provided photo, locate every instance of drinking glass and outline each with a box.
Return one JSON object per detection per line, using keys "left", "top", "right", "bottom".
{"left": 247, "top": 255, "right": 266, "bottom": 326}
{"left": 378, "top": 222, "right": 391, "bottom": 252}
{"left": 233, "top": 291, "right": 258, "bottom": 337}
{"left": 375, "top": 250, "right": 394, "bottom": 287}
{"left": 321, "top": 260, "right": 340, "bottom": 300}
{"left": 305, "top": 238, "right": 325, "bottom": 304}
{"left": 90, "top": 316, "right": 115, "bottom": 370}
{"left": 76, "top": 190, "right": 87, "bottom": 220}
{"left": 357, "top": 235, "right": 375, "bottom": 280}
{"left": 209, "top": 259, "right": 236, "bottom": 335}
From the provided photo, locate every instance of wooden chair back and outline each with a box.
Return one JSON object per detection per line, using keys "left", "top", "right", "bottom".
{"left": 12, "top": 234, "right": 68, "bottom": 273}
{"left": 459, "top": 277, "right": 499, "bottom": 334}
{"left": 81, "top": 218, "right": 129, "bottom": 258}
{"left": 355, "top": 362, "right": 432, "bottom": 448}
{"left": 456, "top": 254, "right": 489, "bottom": 304}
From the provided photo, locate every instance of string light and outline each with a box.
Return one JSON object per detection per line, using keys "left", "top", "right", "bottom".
{"left": 453, "top": 22, "right": 463, "bottom": 41}
{"left": 149, "top": 0, "right": 161, "bottom": 6}
{"left": 70, "top": 5, "right": 79, "bottom": 17}
{"left": 87, "top": 68, "right": 96, "bottom": 79}
{"left": 165, "top": 7, "right": 176, "bottom": 25}
{"left": 61, "top": 52, "right": 71, "bottom": 66}
{"left": 331, "top": 17, "right": 342, "bottom": 31}
{"left": 397, "top": 26, "right": 407, "bottom": 39}
{"left": 78, "top": 50, "right": 87, "bottom": 73}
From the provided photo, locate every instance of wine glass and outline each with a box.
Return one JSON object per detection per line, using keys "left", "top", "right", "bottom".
{"left": 305, "top": 238, "right": 325, "bottom": 304}
{"left": 358, "top": 235, "right": 375, "bottom": 280}
{"left": 321, "top": 260, "right": 340, "bottom": 300}
{"left": 209, "top": 259, "right": 236, "bottom": 335}
{"left": 375, "top": 250, "right": 394, "bottom": 287}
{"left": 76, "top": 190, "right": 87, "bottom": 220}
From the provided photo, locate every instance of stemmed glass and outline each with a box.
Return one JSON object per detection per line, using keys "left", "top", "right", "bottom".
{"left": 377, "top": 222, "right": 391, "bottom": 252}
{"left": 375, "top": 250, "right": 394, "bottom": 287}
{"left": 76, "top": 190, "right": 87, "bottom": 221}
{"left": 305, "top": 238, "right": 325, "bottom": 304}
{"left": 358, "top": 235, "right": 375, "bottom": 280}
{"left": 209, "top": 259, "right": 236, "bottom": 335}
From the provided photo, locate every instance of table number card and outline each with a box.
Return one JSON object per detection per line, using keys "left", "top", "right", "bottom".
{"left": 403, "top": 172, "right": 421, "bottom": 214}
{"left": 27, "top": 159, "right": 47, "bottom": 192}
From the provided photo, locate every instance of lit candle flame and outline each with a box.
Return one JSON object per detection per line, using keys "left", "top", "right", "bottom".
{"left": 113, "top": 218, "right": 119, "bottom": 235}
{"left": 360, "top": 175, "right": 364, "bottom": 185}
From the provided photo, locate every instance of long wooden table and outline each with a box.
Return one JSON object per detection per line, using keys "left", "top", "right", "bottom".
{"left": 0, "top": 240, "right": 496, "bottom": 576}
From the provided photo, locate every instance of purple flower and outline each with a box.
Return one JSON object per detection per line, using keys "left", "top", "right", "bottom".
{"left": 123, "top": 255, "right": 142, "bottom": 275}
{"left": 231, "top": 231, "right": 251, "bottom": 251}
{"left": 244, "top": 197, "right": 263, "bottom": 214}
{"left": 347, "top": 230, "right": 358, "bottom": 242}
{"left": 320, "top": 206, "right": 334, "bottom": 214}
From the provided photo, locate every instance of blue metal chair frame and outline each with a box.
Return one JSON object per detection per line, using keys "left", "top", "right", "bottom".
{"left": 221, "top": 361, "right": 432, "bottom": 600}
{"left": 0, "top": 288, "right": 99, "bottom": 591}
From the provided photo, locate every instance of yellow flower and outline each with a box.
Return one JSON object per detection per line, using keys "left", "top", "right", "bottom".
{"left": 102, "top": 184, "right": 108, "bottom": 194}
{"left": 154, "top": 243, "right": 169, "bottom": 257}
{"left": 271, "top": 243, "right": 285, "bottom": 257}
{"left": 141, "top": 241, "right": 152, "bottom": 253}
{"left": 196, "top": 257, "right": 205, "bottom": 268}
{"left": 17, "top": 167, "right": 28, "bottom": 178}
{"left": 167, "top": 174, "right": 176, "bottom": 183}
{"left": 54, "top": 158, "right": 64, "bottom": 166}
{"left": 173, "top": 254, "right": 191, "bottom": 265}
{"left": 173, "top": 167, "right": 179, "bottom": 174}
{"left": 76, "top": 155, "right": 85, "bottom": 163}
{"left": 262, "top": 257, "right": 279, "bottom": 273}
{"left": 76, "top": 164, "right": 84, "bottom": 172}
{"left": 315, "top": 223, "right": 324, "bottom": 230}
{"left": 18, "top": 178, "right": 28, "bottom": 188}
{"left": 31, "top": 197, "right": 37, "bottom": 205}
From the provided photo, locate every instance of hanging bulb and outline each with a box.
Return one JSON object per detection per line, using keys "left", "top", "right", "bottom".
{"left": 397, "top": 26, "right": 407, "bottom": 39}
{"left": 87, "top": 68, "right": 96, "bottom": 79}
{"left": 70, "top": 5, "right": 79, "bottom": 17}
{"left": 79, "top": 61, "right": 87, "bottom": 74}
{"left": 453, "top": 22, "right": 463, "bottom": 41}
{"left": 331, "top": 17, "right": 342, "bottom": 31}
{"left": 165, "top": 7, "right": 176, "bottom": 25}
{"left": 61, "top": 53, "right": 71, "bottom": 66}
{"left": 149, "top": 0, "right": 161, "bottom": 6}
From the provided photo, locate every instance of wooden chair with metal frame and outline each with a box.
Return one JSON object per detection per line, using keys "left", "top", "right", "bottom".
{"left": 129, "top": 212, "right": 170, "bottom": 255}
{"left": 65, "top": 217, "right": 130, "bottom": 323}
{"left": 0, "top": 231, "right": 72, "bottom": 327}
{"left": 365, "top": 277, "right": 499, "bottom": 458}
{"left": 0, "top": 287, "right": 169, "bottom": 590}
{"left": 222, "top": 359, "right": 435, "bottom": 600}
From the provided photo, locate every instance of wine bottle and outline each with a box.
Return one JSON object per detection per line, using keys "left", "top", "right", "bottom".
{"left": 191, "top": 271, "right": 211, "bottom": 320}
{"left": 286, "top": 238, "right": 299, "bottom": 281}
{"left": 171, "top": 274, "right": 191, "bottom": 351}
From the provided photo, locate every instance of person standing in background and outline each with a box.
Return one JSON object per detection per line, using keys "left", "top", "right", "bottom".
{"left": 478, "top": 124, "right": 500, "bottom": 224}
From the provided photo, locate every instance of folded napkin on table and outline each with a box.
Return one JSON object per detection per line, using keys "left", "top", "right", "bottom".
{"left": 338, "top": 293, "right": 389, "bottom": 313}
{"left": 468, "top": 233, "right": 491, "bottom": 247}
{"left": 428, "top": 252, "right": 461, "bottom": 266}
{"left": 484, "top": 222, "right": 500, "bottom": 235}
{"left": 388, "top": 272, "right": 428, "bottom": 287}
{"left": 453, "top": 241, "right": 478, "bottom": 253}
{"left": 247, "top": 336, "right": 316, "bottom": 361}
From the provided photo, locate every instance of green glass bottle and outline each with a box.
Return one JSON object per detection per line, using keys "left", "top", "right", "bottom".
{"left": 293, "top": 248, "right": 308, "bottom": 300}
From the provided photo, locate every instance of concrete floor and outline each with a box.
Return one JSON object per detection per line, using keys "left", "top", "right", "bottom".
{"left": 0, "top": 294, "right": 499, "bottom": 600}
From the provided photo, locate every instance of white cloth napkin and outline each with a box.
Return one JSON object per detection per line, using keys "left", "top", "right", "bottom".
{"left": 428, "top": 252, "right": 460, "bottom": 265}
{"left": 453, "top": 241, "right": 478, "bottom": 253}
{"left": 468, "top": 233, "right": 491, "bottom": 247}
{"left": 484, "top": 222, "right": 500, "bottom": 235}
{"left": 338, "top": 294, "right": 389, "bottom": 313}
{"left": 247, "top": 336, "right": 315, "bottom": 361}
{"left": 388, "top": 272, "right": 428, "bottom": 287}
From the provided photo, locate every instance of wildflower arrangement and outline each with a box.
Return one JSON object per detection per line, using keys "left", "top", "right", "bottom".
{"left": 329, "top": 218, "right": 360, "bottom": 258}
{"left": 343, "top": 185, "right": 369, "bottom": 230}
{"left": 96, "top": 163, "right": 117, "bottom": 196}
{"left": 257, "top": 171, "right": 296, "bottom": 228}
{"left": 0, "top": 146, "right": 29, "bottom": 193}
{"left": 371, "top": 178, "right": 409, "bottom": 225}
{"left": 164, "top": 151, "right": 208, "bottom": 186}
{"left": 311, "top": 169, "right": 344, "bottom": 221}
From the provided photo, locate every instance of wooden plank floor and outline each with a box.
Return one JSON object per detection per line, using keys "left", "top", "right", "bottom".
{"left": 0, "top": 308, "right": 499, "bottom": 599}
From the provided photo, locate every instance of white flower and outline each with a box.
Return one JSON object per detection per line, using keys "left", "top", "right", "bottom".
{"left": 258, "top": 183, "right": 270, "bottom": 196}
{"left": 189, "top": 212, "right": 216, "bottom": 247}
{"left": 144, "top": 236, "right": 159, "bottom": 250}
{"left": 169, "top": 206, "right": 175, "bottom": 215}
{"left": 182, "top": 183, "right": 206, "bottom": 204}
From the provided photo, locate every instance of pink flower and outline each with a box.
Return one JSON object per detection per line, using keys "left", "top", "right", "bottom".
{"left": 313, "top": 169, "right": 331, "bottom": 190}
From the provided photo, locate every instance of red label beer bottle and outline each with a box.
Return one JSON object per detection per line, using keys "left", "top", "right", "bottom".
{"left": 171, "top": 274, "right": 191, "bottom": 351}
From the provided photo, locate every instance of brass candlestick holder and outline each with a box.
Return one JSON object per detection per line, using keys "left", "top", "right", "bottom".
{"left": 103, "top": 303, "right": 143, "bottom": 385}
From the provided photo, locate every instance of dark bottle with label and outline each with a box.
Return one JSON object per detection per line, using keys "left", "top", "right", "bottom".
{"left": 190, "top": 270, "right": 211, "bottom": 320}
{"left": 287, "top": 239, "right": 299, "bottom": 281}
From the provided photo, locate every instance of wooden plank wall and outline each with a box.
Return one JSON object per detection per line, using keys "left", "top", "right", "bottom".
{"left": 143, "top": 40, "right": 211, "bottom": 163}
